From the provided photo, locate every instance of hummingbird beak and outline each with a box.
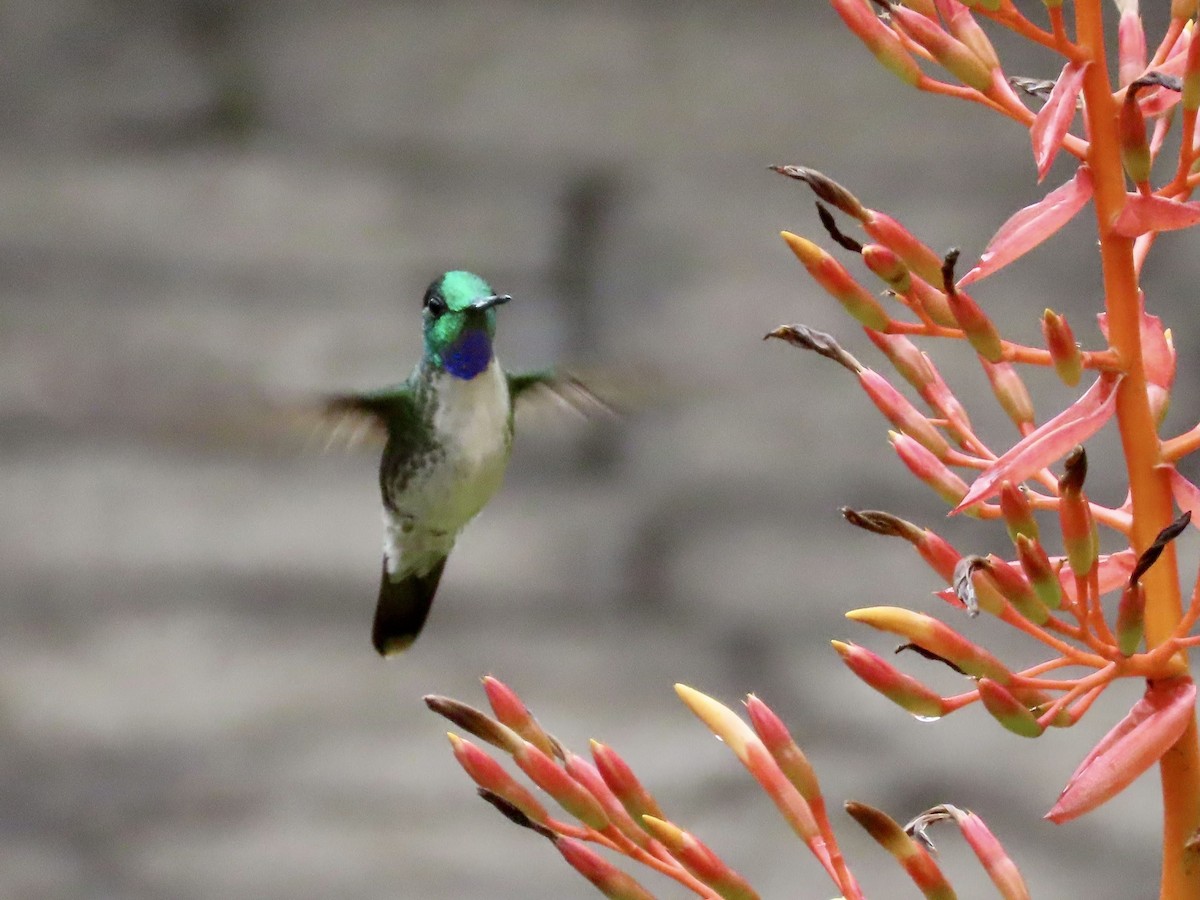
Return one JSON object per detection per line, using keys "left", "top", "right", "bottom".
{"left": 470, "top": 294, "right": 512, "bottom": 311}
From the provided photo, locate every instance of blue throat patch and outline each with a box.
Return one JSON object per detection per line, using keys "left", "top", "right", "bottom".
{"left": 443, "top": 330, "right": 493, "bottom": 380}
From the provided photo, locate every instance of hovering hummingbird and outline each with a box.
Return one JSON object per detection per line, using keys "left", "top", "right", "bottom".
{"left": 325, "top": 270, "right": 601, "bottom": 656}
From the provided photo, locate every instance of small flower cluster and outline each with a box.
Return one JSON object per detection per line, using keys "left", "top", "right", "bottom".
{"left": 426, "top": 677, "right": 1028, "bottom": 899}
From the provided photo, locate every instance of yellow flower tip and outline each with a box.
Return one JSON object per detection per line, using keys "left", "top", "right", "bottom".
{"left": 675, "top": 684, "right": 754, "bottom": 759}
{"left": 830, "top": 639, "right": 852, "bottom": 655}
{"left": 780, "top": 230, "right": 819, "bottom": 260}
{"left": 845, "top": 605, "right": 927, "bottom": 634}
{"left": 640, "top": 815, "right": 681, "bottom": 847}
{"left": 447, "top": 732, "right": 463, "bottom": 748}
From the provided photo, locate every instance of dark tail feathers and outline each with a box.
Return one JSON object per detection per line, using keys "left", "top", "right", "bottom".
{"left": 372, "top": 557, "right": 447, "bottom": 656}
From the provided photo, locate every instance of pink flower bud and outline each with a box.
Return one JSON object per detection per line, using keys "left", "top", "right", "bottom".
{"left": 907, "top": 275, "right": 959, "bottom": 327}
{"left": 830, "top": 0, "right": 923, "bottom": 86}
{"left": 860, "top": 370, "right": 951, "bottom": 458}
{"left": 590, "top": 740, "right": 665, "bottom": 827}
{"left": 554, "top": 837, "right": 657, "bottom": 900}
{"left": 982, "top": 360, "right": 1035, "bottom": 430}
{"left": 936, "top": 0, "right": 1000, "bottom": 72}
{"left": 513, "top": 741, "right": 611, "bottom": 831}
{"left": 781, "top": 231, "right": 891, "bottom": 330}
{"left": 448, "top": 734, "right": 550, "bottom": 825}
{"left": 745, "top": 695, "right": 821, "bottom": 803}
{"left": 890, "top": 4, "right": 993, "bottom": 92}
{"left": 1117, "top": 2, "right": 1147, "bottom": 88}
{"left": 483, "top": 676, "right": 558, "bottom": 759}
{"left": 1016, "top": 534, "right": 1063, "bottom": 609}
{"left": 943, "top": 806, "right": 1031, "bottom": 900}
{"left": 866, "top": 330, "right": 936, "bottom": 393}
{"left": 890, "top": 431, "right": 969, "bottom": 506}
{"left": 831, "top": 640, "right": 949, "bottom": 720}
{"left": 562, "top": 752, "right": 650, "bottom": 849}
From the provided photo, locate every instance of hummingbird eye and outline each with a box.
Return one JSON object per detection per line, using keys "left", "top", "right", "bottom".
{"left": 425, "top": 295, "right": 447, "bottom": 317}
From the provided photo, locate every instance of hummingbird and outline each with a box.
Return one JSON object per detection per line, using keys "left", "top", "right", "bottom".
{"left": 325, "top": 270, "right": 598, "bottom": 656}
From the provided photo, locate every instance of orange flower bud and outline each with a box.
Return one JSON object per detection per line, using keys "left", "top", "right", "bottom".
{"left": 984, "top": 555, "right": 1051, "bottom": 625}
{"left": 862, "top": 242, "right": 912, "bottom": 292}
{"left": 999, "top": 481, "right": 1040, "bottom": 543}
{"left": 979, "top": 678, "right": 1046, "bottom": 737}
{"left": 641, "top": 817, "right": 760, "bottom": 900}
{"left": 845, "top": 801, "right": 953, "bottom": 897}
{"left": 946, "top": 286, "right": 1004, "bottom": 361}
{"left": 862, "top": 212, "right": 945, "bottom": 287}
{"left": 845, "top": 606, "right": 1010, "bottom": 680}
{"left": 890, "top": 431, "right": 969, "bottom": 506}
{"left": 781, "top": 231, "right": 891, "bottom": 330}
{"left": 1116, "top": 581, "right": 1146, "bottom": 657}
{"left": 1042, "top": 309, "right": 1083, "bottom": 386}
{"left": 1016, "top": 535, "right": 1063, "bottom": 609}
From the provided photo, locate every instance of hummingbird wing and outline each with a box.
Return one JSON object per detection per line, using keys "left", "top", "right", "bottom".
{"left": 317, "top": 384, "right": 417, "bottom": 450}
{"left": 506, "top": 369, "right": 619, "bottom": 419}
{"left": 372, "top": 555, "right": 448, "bottom": 656}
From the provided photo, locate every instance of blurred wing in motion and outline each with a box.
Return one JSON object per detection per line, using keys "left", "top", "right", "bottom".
{"left": 306, "top": 385, "right": 417, "bottom": 452}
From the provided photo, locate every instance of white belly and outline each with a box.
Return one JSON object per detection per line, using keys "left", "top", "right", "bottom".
{"left": 384, "top": 360, "right": 512, "bottom": 576}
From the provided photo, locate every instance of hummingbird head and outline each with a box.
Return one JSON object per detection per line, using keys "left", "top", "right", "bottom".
{"left": 421, "top": 271, "right": 511, "bottom": 380}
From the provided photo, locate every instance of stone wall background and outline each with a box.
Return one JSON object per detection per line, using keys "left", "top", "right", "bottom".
{"left": 3, "top": 3, "right": 1199, "bottom": 897}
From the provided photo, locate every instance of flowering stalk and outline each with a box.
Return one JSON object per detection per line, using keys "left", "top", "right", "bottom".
{"left": 769, "top": 3, "right": 1200, "bottom": 896}
{"left": 428, "top": 3, "right": 1200, "bottom": 896}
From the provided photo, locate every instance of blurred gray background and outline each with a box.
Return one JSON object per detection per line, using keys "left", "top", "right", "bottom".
{"left": 5, "top": 2, "right": 1200, "bottom": 898}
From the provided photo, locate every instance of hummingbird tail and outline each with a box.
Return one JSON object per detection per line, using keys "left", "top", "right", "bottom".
{"left": 372, "top": 557, "right": 447, "bottom": 656}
